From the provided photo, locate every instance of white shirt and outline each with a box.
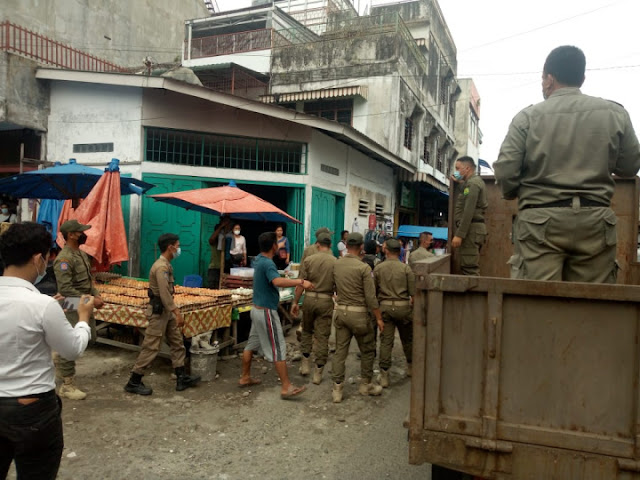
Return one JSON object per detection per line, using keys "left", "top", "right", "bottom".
{"left": 0, "top": 213, "right": 17, "bottom": 223}
{"left": 337, "top": 241, "right": 347, "bottom": 257}
{"left": 229, "top": 235, "right": 246, "bottom": 256}
{"left": 0, "top": 277, "right": 91, "bottom": 397}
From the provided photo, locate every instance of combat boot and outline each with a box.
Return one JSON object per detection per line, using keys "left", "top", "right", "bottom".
{"left": 406, "top": 363, "right": 412, "bottom": 377}
{"left": 332, "top": 382, "right": 343, "bottom": 403}
{"left": 296, "top": 324, "right": 303, "bottom": 343}
{"left": 379, "top": 369, "right": 390, "bottom": 388}
{"left": 124, "top": 373, "right": 153, "bottom": 396}
{"left": 58, "top": 376, "right": 87, "bottom": 400}
{"left": 312, "top": 365, "right": 324, "bottom": 385}
{"left": 359, "top": 380, "right": 383, "bottom": 396}
{"left": 175, "top": 367, "right": 201, "bottom": 391}
{"left": 299, "top": 356, "right": 311, "bottom": 376}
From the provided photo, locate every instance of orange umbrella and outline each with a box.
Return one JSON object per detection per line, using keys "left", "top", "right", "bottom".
{"left": 150, "top": 181, "right": 300, "bottom": 223}
{"left": 57, "top": 164, "right": 129, "bottom": 269}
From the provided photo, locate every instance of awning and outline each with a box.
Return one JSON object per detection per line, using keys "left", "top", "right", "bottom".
{"left": 261, "top": 85, "right": 368, "bottom": 104}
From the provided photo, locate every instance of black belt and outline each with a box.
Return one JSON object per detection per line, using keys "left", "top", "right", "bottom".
{"left": 522, "top": 197, "right": 609, "bottom": 210}
{"left": 0, "top": 389, "right": 56, "bottom": 404}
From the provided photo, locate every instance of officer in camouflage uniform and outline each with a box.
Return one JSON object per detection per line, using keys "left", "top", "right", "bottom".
{"left": 451, "top": 156, "right": 488, "bottom": 276}
{"left": 495, "top": 45, "right": 640, "bottom": 282}
{"left": 54, "top": 220, "right": 104, "bottom": 400}
{"left": 124, "top": 233, "right": 200, "bottom": 395}
{"left": 331, "top": 232, "right": 384, "bottom": 403}
{"left": 291, "top": 232, "right": 336, "bottom": 384}
{"left": 374, "top": 238, "right": 415, "bottom": 387}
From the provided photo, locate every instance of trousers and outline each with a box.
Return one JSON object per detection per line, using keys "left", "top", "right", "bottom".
{"left": 378, "top": 304, "right": 413, "bottom": 370}
{"left": 132, "top": 310, "right": 186, "bottom": 375}
{"left": 300, "top": 297, "right": 334, "bottom": 366}
{"left": 331, "top": 309, "right": 376, "bottom": 383}
{"left": 459, "top": 222, "right": 487, "bottom": 276}
{"left": 0, "top": 391, "right": 63, "bottom": 480}
{"left": 513, "top": 206, "right": 617, "bottom": 283}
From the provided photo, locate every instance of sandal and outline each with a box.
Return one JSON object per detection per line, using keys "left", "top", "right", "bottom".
{"left": 281, "top": 384, "right": 306, "bottom": 400}
{"left": 238, "top": 378, "right": 262, "bottom": 388}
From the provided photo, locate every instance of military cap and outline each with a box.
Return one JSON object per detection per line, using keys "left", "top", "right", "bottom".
{"left": 60, "top": 219, "right": 91, "bottom": 234}
{"left": 315, "top": 227, "right": 332, "bottom": 239}
{"left": 346, "top": 232, "right": 364, "bottom": 246}
{"left": 317, "top": 232, "right": 332, "bottom": 246}
{"left": 385, "top": 237, "right": 401, "bottom": 251}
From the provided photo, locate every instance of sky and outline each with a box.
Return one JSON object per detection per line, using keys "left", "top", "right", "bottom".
{"left": 215, "top": 0, "right": 640, "bottom": 164}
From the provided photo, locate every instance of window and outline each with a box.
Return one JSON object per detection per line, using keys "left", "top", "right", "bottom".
{"left": 321, "top": 164, "right": 339, "bottom": 176}
{"left": 375, "top": 203, "right": 384, "bottom": 216}
{"left": 439, "top": 77, "right": 448, "bottom": 106}
{"left": 73, "top": 142, "right": 114, "bottom": 153}
{"left": 358, "top": 199, "right": 369, "bottom": 216}
{"left": 145, "top": 127, "right": 307, "bottom": 174}
{"left": 304, "top": 99, "right": 353, "bottom": 126}
{"left": 403, "top": 118, "right": 413, "bottom": 150}
{"left": 436, "top": 145, "right": 443, "bottom": 173}
{"left": 423, "top": 136, "right": 430, "bottom": 164}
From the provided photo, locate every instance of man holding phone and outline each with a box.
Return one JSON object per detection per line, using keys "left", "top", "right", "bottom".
{"left": 0, "top": 222, "right": 94, "bottom": 479}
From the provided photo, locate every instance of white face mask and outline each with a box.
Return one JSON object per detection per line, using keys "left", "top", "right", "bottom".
{"left": 174, "top": 247, "right": 182, "bottom": 258}
{"left": 34, "top": 255, "right": 47, "bottom": 285}
{"left": 1, "top": 208, "right": 8, "bottom": 215}
{"left": 233, "top": 230, "right": 241, "bottom": 235}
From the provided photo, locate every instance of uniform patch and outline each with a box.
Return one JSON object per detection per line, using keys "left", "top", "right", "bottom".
{"left": 463, "top": 187, "right": 470, "bottom": 196}
{"left": 60, "top": 262, "right": 69, "bottom": 271}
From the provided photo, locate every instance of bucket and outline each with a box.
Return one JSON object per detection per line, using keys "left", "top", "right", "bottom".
{"left": 190, "top": 348, "right": 219, "bottom": 382}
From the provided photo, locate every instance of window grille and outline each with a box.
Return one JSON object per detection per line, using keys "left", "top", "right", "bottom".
{"left": 304, "top": 99, "right": 353, "bottom": 126}
{"left": 375, "top": 204, "right": 384, "bottom": 216}
{"left": 73, "top": 142, "right": 114, "bottom": 153}
{"left": 358, "top": 199, "right": 369, "bottom": 216}
{"left": 423, "top": 136, "right": 430, "bottom": 164}
{"left": 144, "top": 127, "right": 307, "bottom": 174}
{"left": 403, "top": 118, "right": 413, "bottom": 150}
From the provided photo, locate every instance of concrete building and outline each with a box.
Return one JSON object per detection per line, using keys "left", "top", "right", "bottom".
{"left": 181, "top": 0, "right": 466, "bottom": 230}
{"left": 0, "top": 0, "right": 209, "bottom": 178}
{"left": 36, "top": 68, "right": 413, "bottom": 281}
{"left": 454, "top": 78, "right": 482, "bottom": 163}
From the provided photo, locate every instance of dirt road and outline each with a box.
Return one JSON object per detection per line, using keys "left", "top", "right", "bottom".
{"left": 10, "top": 332, "right": 432, "bottom": 480}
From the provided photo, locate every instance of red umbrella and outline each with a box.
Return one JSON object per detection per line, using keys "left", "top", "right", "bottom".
{"left": 150, "top": 181, "right": 301, "bottom": 223}
{"left": 57, "top": 164, "right": 129, "bottom": 269}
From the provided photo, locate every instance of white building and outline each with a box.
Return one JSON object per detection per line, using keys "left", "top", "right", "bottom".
{"left": 36, "top": 68, "right": 413, "bottom": 282}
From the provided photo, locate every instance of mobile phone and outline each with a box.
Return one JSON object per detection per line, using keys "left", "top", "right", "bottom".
{"left": 59, "top": 297, "right": 82, "bottom": 312}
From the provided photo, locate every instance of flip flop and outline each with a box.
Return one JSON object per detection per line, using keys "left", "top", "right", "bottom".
{"left": 281, "top": 384, "right": 306, "bottom": 400}
{"left": 238, "top": 378, "right": 262, "bottom": 388}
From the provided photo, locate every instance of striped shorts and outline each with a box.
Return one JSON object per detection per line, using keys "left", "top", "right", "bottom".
{"left": 245, "top": 308, "right": 287, "bottom": 363}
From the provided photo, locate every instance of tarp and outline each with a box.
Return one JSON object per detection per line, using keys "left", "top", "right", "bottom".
{"left": 37, "top": 199, "right": 64, "bottom": 245}
{"left": 57, "top": 165, "right": 128, "bottom": 268}
{"left": 396, "top": 225, "right": 448, "bottom": 240}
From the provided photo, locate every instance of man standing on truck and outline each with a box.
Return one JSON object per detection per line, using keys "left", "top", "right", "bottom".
{"left": 451, "top": 156, "right": 488, "bottom": 275}
{"left": 494, "top": 45, "right": 640, "bottom": 282}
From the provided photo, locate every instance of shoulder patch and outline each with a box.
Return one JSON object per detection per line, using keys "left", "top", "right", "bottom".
{"left": 463, "top": 187, "right": 470, "bottom": 195}
{"left": 60, "top": 262, "right": 69, "bottom": 271}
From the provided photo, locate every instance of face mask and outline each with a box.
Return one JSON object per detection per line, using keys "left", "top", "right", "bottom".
{"left": 78, "top": 233, "right": 88, "bottom": 245}
{"left": 1, "top": 208, "right": 8, "bottom": 215}
{"left": 174, "top": 247, "right": 182, "bottom": 258}
{"left": 233, "top": 230, "right": 241, "bottom": 235}
{"left": 453, "top": 171, "right": 463, "bottom": 181}
{"left": 34, "top": 255, "right": 47, "bottom": 285}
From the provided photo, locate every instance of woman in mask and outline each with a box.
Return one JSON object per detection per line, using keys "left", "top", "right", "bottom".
{"left": 227, "top": 224, "right": 247, "bottom": 268}
{"left": 0, "top": 203, "right": 17, "bottom": 224}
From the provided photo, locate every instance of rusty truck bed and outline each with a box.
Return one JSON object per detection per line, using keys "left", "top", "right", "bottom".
{"left": 409, "top": 271, "right": 640, "bottom": 479}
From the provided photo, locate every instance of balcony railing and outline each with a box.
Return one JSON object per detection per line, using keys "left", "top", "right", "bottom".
{"left": 0, "top": 21, "right": 124, "bottom": 72}
{"left": 189, "top": 28, "right": 289, "bottom": 59}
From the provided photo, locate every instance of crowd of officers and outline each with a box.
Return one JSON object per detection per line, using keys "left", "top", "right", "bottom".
{"left": 292, "top": 227, "right": 427, "bottom": 403}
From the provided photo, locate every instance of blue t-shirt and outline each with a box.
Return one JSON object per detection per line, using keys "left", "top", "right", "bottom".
{"left": 252, "top": 254, "right": 280, "bottom": 310}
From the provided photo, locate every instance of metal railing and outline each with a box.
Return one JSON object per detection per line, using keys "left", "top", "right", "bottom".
{"left": 0, "top": 21, "right": 124, "bottom": 72}
{"left": 190, "top": 28, "right": 278, "bottom": 59}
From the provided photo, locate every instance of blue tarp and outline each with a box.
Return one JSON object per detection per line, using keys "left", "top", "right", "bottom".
{"left": 37, "top": 199, "right": 64, "bottom": 246}
{"left": 396, "top": 225, "right": 448, "bottom": 240}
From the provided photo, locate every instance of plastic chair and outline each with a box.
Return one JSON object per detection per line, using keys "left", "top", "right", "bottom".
{"left": 183, "top": 274, "right": 203, "bottom": 288}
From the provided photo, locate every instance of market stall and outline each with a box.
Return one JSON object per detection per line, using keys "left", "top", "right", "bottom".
{"left": 93, "top": 275, "right": 234, "bottom": 353}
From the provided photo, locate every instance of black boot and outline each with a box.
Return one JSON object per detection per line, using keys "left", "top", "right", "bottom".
{"left": 175, "top": 366, "right": 200, "bottom": 392}
{"left": 124, "top": 372, "right": 153, "bottom": 395}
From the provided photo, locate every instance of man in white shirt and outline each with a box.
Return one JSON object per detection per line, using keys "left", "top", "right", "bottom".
{"left": 0, "top": 222, "right": 94, "bottom": 480}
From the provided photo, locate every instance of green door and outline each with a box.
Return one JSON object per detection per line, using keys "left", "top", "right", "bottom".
{"left": 140, "top": 174, "right": 204, "bottom": 285}
{"left": 286, "top": 188, "right": 305, "bottom": 262}
{"left": 311, "top": 187, "right": 345, "bottom": 257}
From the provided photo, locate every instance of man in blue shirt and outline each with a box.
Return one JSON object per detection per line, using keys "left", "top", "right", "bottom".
{"left": 240, "top": 232, "right": 314, "bottom": 399}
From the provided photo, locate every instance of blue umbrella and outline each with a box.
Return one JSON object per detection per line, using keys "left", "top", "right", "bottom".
{"left": 0, "top": 158, "right": 154, "bottom": 199}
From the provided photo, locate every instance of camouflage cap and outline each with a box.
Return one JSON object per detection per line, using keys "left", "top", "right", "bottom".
{"left": 316, "top": 232, "right": 332, "bottom": 246}
{"left": 60, "top": 219, "right": 91, "bottom": 234}
{"left": 346, "top": 232, "right": 364, "bottom": 246}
